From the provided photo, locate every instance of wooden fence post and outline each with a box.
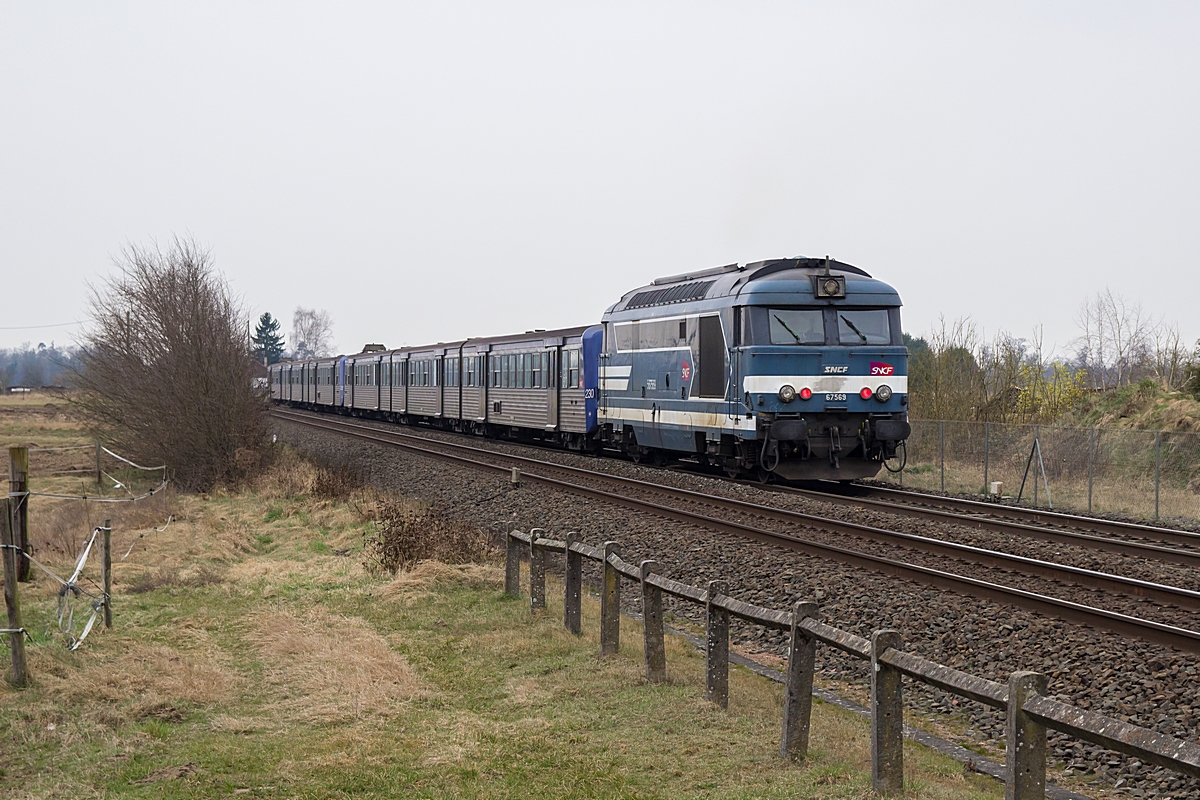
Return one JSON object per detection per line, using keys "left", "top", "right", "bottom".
{"left": 528, "top": 528, "right": 545, "bottom": 612}
{"left": 871, "top": 629, "right": 904, "bottom": 795}
{"left": 640, "top": 560, "right": 666, "bottom": 683}
{"left": 101, "top": 519, "right": 112, "bottom": 629}
{"left": 706, "top": 580, "right": 729, "bottom": 709}
{"left": 8, "top": 447, "right": 30, "bottom": 582}
{"left": 1, "top": 498, "right": 29, "bottom": 687}
{"left": 600, "top": 541, "right": 620, "bottom": 656}
{"left": 563, "top": 533, "right": 581, "bottom": 635}
{"left": 1006, "top": 671, "right": 1048, "bottom": 800}
{"left": 781, "top": 600, "right": 818, "bottom": 760}
{"left": 95, "top": 438, "right": 102, "bottom": 487}
{"left": 504, "top": 529, "right": 521, "bottom": 597}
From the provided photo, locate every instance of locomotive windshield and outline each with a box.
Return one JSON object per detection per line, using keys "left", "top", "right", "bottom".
{"left": 768, "top": 309, "right": 824, "bottom": 345}
{"left": 836, "top": 309, "right": 891, "bottom": 345}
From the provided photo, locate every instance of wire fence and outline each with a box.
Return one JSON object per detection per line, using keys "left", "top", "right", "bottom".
{"left": 881, "top": 420, "right": 1200, "bottom": 523}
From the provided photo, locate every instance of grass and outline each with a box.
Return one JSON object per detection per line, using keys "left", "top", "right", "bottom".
{"left": 0, "top": 447, "right": 1004, "bottom": 799}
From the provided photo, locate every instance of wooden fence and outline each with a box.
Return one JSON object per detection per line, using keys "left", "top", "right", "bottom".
{"left": 505, "top": 528, "right": 1200, "bottom": 798}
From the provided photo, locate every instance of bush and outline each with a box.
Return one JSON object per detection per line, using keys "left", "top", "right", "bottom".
{"left": 363, "top": 500, "right": 496, "bottom": 575}
{"left": 72, "top": 237, "right": 268, "bottom": 490}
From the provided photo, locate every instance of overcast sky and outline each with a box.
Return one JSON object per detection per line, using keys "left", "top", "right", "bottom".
{"left": 2, "top": 2, "right": 1197, "bottom": 357}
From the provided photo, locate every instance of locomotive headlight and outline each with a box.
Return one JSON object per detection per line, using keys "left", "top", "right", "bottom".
{"left": 778, "top": 384, "right": 797, "bottom": 403}
{"left": 875, "top": 384, "right": 893, "bottom": 402}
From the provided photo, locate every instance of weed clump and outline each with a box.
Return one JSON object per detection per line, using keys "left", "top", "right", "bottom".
{"left": 363, "top": 500, "right": 496, "bottom": 575}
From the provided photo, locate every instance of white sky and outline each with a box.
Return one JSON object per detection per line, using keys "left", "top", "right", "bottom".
{"left": 2, "top": 2, "right": 1197, "bottom": 357}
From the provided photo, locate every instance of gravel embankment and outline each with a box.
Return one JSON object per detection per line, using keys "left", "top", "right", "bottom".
{"left": 275, "top": 413, "right": 1200, "bottom": 799}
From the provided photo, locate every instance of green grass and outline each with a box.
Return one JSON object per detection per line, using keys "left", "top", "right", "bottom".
{"left": 1, "top": 456, "right": 1005, "bottom": 799}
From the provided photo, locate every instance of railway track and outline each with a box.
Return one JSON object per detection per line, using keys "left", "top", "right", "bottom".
{"left": 765, "top": 483, "right": 1200, "bottom": 569}
{"left": 271, "top": 407, "right": 1200, "bottom": 654}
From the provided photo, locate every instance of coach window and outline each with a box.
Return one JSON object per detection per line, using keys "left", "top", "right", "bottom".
{"left": 520, "top": 353, "right": 529, "bottom": 389}
{"left": 568, "top": 349, "right": 580, "bottom": 388}
{"left": 836, "top": 309, "right": 891, "bottom": 346}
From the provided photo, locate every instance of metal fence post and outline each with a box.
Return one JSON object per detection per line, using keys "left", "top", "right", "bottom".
{"left": 939, "top": 420, "right": 945, "bottom": 493}
{"left": 600, "top": 541, "right": 620, "bottom": 656}
{"left": 1, "top": 498, "right": 29, "bottom": 687}
{"left": 1155, "top": 431, "right": 1162, "bottom": 521}
{"left": 983, "top": 421, "right": 990, "bottom": 494}
{"left": 1006, "top": 671, "right": 1048, "bottom": 800}
{"left": 101, "top": 519, "right": 112, "bottom": 628}
{"left": 529, "top": 527, "right": 545, "bottom": 611}
{"left": 706, "top": 580, "right": 729, "bottom": 709}
{"left": 871, "top": 629, "right": 904, "bottom": 795}
{"left": 640, "top": 560, "right": 666, "bottom": 683}
{"left": 563, "top": 532, "right": 581, "bottom": 634}
{"left": 781, "top": 600, "right": 818, "bottom": 760}
{"left": 504, "top": 529, "right": 521, "bottom": 596}
{"left": 1087, "top": 427, "right": 1095, "bottom": 515}
{"left": 1032, "top": 425, "right": 1039, "bottom": 507}
{"left": 7, "top": 447, "right": 29, "bottom": 582}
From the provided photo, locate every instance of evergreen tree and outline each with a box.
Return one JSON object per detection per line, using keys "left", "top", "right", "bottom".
{"left": 252, "top": 312, "right": 286, "bottom": 364}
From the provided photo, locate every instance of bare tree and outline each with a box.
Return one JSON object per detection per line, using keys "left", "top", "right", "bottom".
{"left": 290, "top": 307, "right": 335, "bottom": 360}
{"left": 72, "top": 237, "right": 268, "bottom": 490}
{"left": 1073, "top": 289, "right": 1157, "bottom": 389}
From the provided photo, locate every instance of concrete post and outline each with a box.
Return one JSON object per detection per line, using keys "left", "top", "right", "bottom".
{"left": 564, "top": 532, "right": 581, "bottom": 635}
{"left": 640, "top": 560, "right": 666, "bottom": 683}
{"left": 781, "top": 600, "right": 818, "bottom": 760}
{"left": 600, "top": 541, "right": 620, "bottom": 656}
{"left": 871, "top": 629, "right": 904, "bottom": 795}
{"left": 504, "top": 530, "right": 521, "bottom": 597}
{"left": 706, "top": 580, "right": 729, "bottom": 709}
{"left": 529, "top": 527, "right": 545, "bottom": 612}
{"left": 1006, "top": 671, "right": 1048, "bottom": 800}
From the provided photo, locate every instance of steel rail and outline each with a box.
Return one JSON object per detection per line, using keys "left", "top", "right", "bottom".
{"left": 849, "top": 484, "right": 1200, "bottom": 547}
{"left": 768, "top": 485, "right": 1200, "bottom": 569}
{"left": 271, "top": 408, "right": 1200, "bottom": 653}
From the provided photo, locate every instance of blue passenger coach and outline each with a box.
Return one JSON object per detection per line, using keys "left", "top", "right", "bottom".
{"left": 596, "top": 257, "right": 909, "bottom": 481}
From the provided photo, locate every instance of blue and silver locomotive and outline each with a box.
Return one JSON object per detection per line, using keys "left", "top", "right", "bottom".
{"left": 269, "top": 255, "right": 910, "bottom": 482}
{"left": 596, "top": 257, "right": 910, "bottom": 481}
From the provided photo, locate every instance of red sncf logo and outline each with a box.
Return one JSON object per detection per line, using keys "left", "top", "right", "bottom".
{"left": 870, "top": 362, "right": 895, "bottom": 376}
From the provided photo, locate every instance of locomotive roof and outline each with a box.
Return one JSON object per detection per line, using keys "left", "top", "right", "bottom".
{"left": 605, "top": 257, "right": 902, "bottom": 316}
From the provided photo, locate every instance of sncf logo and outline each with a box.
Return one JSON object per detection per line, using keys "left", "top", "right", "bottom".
{"left": 870, "top": 362, "right": 895, "bottom": 376}
{"left": 823, "top": 366, "right": 849, "bottom": 374}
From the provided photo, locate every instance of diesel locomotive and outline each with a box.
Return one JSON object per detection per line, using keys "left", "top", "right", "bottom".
{"left": 270, "top": 256, "right": 911, "bottom": 482}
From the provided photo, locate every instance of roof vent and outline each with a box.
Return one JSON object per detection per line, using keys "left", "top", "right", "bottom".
{"left": 360, "top": 343, "right": 386, "bottom": 353}
{"left": 625, "top": 280, "right": 715, "bottom": 310}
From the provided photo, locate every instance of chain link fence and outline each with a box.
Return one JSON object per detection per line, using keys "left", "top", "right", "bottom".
{"left": 879, "top": 420, "right": 1200, "bottom": 524}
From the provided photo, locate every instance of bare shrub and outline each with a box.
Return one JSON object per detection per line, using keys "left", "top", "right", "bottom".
{"left": 363, "top": 500, "right": 496, "bottom": 575}
{"left": 312, "top": 461, "right": 363, "bottom": 501}
{"left": 71, "top": 237, "right": 268, "bottom": 491}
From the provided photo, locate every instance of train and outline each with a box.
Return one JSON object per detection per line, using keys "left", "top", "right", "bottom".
{"left": 269, "top": 256, "right": 911, "bottom": 482}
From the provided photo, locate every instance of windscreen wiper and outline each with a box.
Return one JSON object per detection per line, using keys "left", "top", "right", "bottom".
{"left": 773, "top": 315, "right": 805, "bottom": 345}
{"left": 840, "top": 315, "right": 868, "bottom": 343}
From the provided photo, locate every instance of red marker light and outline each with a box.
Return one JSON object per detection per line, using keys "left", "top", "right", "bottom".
{"left": 798, "top": 387, "right": 813, "bottom": 400}
{"left": 860, "top": 387, "right": 873, "bottom": 400}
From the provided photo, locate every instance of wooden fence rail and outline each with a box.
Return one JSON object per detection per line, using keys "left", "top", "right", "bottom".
{"left": 505, "top": 528, "right": 1200, "bottom": 798}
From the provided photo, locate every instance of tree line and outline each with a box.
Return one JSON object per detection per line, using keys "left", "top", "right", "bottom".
{"left": 0, "top": 342, "right": 82, "bottom": 390}
{"left": 906, "top": 291, "right": 1200, "bottom": 423}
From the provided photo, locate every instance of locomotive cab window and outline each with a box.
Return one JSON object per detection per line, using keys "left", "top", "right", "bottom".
{"left": 768, "top": 309, "right": 825, "bottom": 345}
{"left": 836, "top": 309, "right": 891, "bottom": 345}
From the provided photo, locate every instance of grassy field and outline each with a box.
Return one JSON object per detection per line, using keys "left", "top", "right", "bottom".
{"left": 0, "top": 422, "right": 1007, "bottom": 799}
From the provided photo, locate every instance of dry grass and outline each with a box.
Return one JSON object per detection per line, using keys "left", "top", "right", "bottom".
{"left": 381, "top": 560, "right": 504, "bottom": 606}
{"left": 247, "top": 608, "right": 428, "bottom": 724}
